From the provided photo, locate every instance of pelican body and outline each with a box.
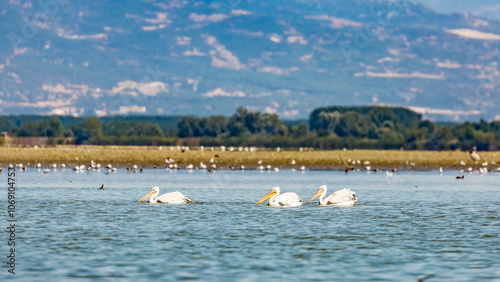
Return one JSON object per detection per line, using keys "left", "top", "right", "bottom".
{"left": 307, "top": 185, "right": 358, "bottom": 206}
{"left": 255, "top": 186, "right": 303, "bottom": 207}
{"left": 138, "top": 186, "right": 192, "bottom": 204}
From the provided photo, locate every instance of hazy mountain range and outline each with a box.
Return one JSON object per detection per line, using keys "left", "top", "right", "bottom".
{"left": 410, "top": 0, "right": 500, "bottom": 21}
{"left": 1, "top": 0, "right": 499, "bottom": 121}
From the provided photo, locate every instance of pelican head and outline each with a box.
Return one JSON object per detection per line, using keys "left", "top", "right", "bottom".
{"left": 255, "top": 186, "right": 280, "bottom": 206}
{"left": 307, "top": 185, "right": 327, "bottom": 203}
{"left": 138, "top": 186, "right": 159, "bottom": 202}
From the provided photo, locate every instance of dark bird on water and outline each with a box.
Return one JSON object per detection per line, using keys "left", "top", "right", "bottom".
{"left": 340, "top": 156, "right": 354, "bottom": 173}
{"left": 456, "top": 175, "right": 465, "bottom": 179}
{"left": 99, "top": 184, "right": 105, "bottom": 190}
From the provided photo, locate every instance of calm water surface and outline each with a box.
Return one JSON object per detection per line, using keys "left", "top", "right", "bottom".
{"left": 1, "top": 168, "right": 499, "bottom": 281}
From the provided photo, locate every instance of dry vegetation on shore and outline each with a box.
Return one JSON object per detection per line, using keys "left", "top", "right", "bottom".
{"left": 1, "top": 146, "right": 499, "bottom": 171}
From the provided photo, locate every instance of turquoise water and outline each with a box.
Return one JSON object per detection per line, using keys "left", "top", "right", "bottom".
{"left": 1, "top": 168, "right": 499, "bottom": 281}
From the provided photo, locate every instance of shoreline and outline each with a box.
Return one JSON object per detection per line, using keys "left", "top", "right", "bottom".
{"left": 0, "top": 146, "right": 499, "bottom": 171}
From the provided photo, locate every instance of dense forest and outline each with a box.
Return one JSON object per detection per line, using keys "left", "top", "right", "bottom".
{"left": 0, "top": 106, "right": 499, "bottom": 150}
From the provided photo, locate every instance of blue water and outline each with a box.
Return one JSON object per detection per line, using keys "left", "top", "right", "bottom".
{"left": 1, "top": 168, "right": 499, "bottom": 281}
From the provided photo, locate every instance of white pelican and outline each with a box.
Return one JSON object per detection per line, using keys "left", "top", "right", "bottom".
{"left": 307, "top": 185, "right": 358, "bottom": 206}
{"left": 470, "top": 147, "right": 480, "bottom": 162}
{"left": 255, "top": 186, "right": 303, "bottom": 207}
{"left": 138, "top": 187, "right": 193, "bottom": 204}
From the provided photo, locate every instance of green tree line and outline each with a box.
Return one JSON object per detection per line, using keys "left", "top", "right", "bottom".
{"left": 0, "top": 106, "right": 499, "bottom": 150}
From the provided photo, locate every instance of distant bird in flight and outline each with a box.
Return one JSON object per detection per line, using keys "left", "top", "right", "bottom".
{"left": 99, "top": 184, "right": 105, "bottom": 190}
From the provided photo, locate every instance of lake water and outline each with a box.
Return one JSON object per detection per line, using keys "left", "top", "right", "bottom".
{"left": 1, "top": 168, "right": 499, "bottom": 281}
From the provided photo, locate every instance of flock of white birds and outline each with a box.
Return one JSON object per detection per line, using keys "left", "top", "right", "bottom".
{"left": 3, "top": 146, "right": 498, "bottom": 207}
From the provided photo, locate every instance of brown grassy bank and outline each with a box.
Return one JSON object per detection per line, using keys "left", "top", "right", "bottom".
{"left": 1, "top": 146, "right": 499, "bottom": 171}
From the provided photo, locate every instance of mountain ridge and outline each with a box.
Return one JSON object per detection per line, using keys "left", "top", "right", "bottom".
{"left": 1, "top": 0, "right": 499, "bottom": 121}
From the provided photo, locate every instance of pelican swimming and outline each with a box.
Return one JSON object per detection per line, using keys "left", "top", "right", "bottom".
{"left": 307, "top": 185, "right": 358, "bottom": 206}
{"left": 255, "top": 186, "right": 303, "bottom": 207}
{"left": 138, "top": 186, "right": 192, "bottom": 204}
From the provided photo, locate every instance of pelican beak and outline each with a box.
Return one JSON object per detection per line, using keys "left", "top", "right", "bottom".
{"left": 307, "top": 189, "right": 322, "bottom": 203}
{"left": 138, "top": 190, "right": 155, "bottom": 202}
{"left": 255, "top": 191, "right": 277, "bottom": 206}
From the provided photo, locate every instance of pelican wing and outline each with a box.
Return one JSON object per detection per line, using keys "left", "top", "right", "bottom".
{"left": 274, "top": 192, "right": 303, "bottom": 207}
{"left": 325, "top": 188, "right": 358, "bottom": 205}
{"left": 156, "top": 192, "right": 192, "bottom": 204}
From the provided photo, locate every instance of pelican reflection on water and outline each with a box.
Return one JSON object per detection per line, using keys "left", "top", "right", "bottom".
{"left": 307, "top": 185, "right": 358, "bottom": 206}
{"left": 138, "top": 186, "right": 193, "bottom": 204}
{"left": 255, "top": 186, "right": 303, "bottom": 207}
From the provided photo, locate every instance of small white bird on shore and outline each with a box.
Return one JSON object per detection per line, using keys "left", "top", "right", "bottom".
{"left": 470, "top": 147, "right": 480, "bottom": 163}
